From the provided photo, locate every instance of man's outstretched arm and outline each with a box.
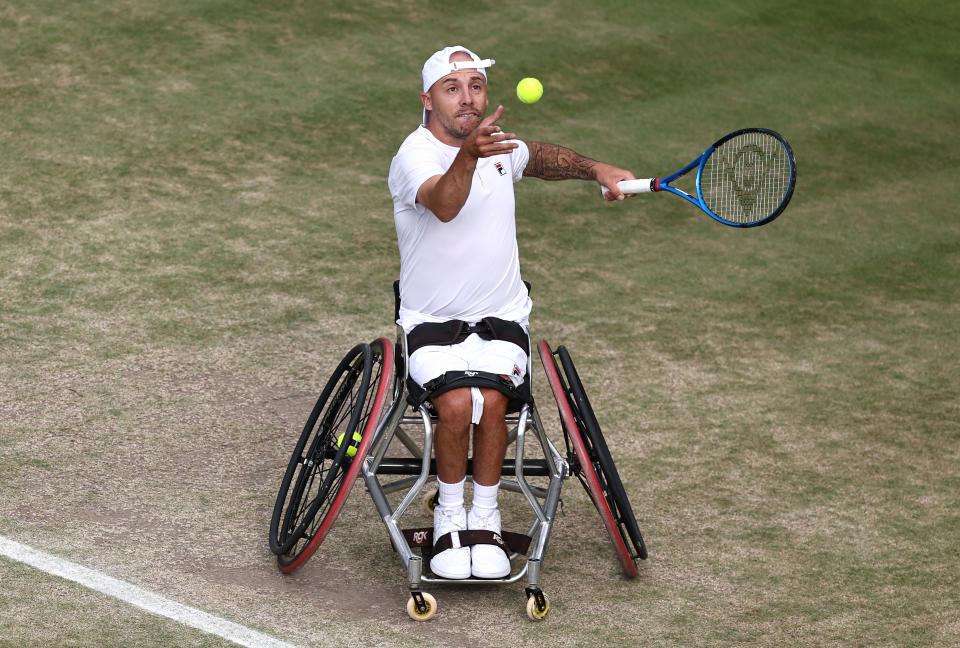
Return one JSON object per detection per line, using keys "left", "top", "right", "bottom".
{"left": 524, "top": 142, "right": 636, "bottom": 201}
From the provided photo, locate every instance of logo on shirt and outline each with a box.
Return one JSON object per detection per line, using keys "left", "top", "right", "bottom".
{"left": 495, "top": 161, "right": 506, "bottom": 176}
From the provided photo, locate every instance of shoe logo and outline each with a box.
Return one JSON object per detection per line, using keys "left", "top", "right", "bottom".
{"left": 493, "top": 533, "right": 504, "bottom": 546}
{"left": 464, "top": 370, "right": 477, "bottom": 377}
{"left": 413, "top": 530, "right": 429, "bottom": 545}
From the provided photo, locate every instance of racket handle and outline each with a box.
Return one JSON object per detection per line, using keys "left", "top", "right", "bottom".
{"left": 600, "top": 178, "right": 657, "bottom": 196}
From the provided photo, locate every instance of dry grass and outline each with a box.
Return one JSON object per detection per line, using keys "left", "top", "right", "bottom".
{"left": 2, "top": 1, "right": 958, "bottom": 647}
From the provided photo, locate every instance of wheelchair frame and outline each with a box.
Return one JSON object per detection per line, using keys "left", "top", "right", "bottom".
{"left": 269, "top": 310, "right": 647, "bottom": 621}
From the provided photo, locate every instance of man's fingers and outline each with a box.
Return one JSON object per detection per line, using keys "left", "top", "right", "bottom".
{"left": 479, "top": 129, "right": 519, "bottom": 154}
{"left": 595, "top": 163, "right": 637, "bottom": 201}
{"left": 479, "top": 143, "right": 519, "bottom": 157}
{"left": 481, "top": 104, "right": 505, "bottom": 127}
{"left": 469, "top": 106, "right": 517, "bottom": 158}
{"left": 603, "top": 188, "right": 624, "bottom": 201}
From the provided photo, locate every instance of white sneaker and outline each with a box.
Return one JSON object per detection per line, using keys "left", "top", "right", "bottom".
{"left": 467, "top": 507, "right": 511, "bottom": 579}
{"left": 430, "top": 507, "right": 471, "bottom": 579}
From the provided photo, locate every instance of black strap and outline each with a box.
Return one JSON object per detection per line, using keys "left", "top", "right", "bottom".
{"left": 406, "top": 317, "right": 529, "bottom": 357}
{"left": 400, "top": 526, "right": 532, "bottom": 556}
{"left": 393, "top": 280, "right": 401, "bottom": 323}
{"left": 422, "top": 370, "right": 516, "bottom": 399}
{"left": 405, "top": 369, "right": 532, "bottom": 411}
{"left": 406, "top": 319, "right": 467, "bottom": 355}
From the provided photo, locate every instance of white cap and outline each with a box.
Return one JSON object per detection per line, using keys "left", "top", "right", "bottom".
{"left": 421, "top": 45, "right": 495, "bottom": 124}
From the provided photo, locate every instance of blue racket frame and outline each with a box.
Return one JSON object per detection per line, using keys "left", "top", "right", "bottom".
{"left": 656, "top": 128, "right": 796, "bottom": 228}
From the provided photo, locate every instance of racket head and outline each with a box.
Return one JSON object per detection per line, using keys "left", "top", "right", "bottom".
{"left": 694, "top": 128, "right": 797, "bottom": 227}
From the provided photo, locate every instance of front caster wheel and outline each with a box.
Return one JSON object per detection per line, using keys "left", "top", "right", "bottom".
{"left": 407, "top": 592, "right": 437, "bottom": 621}
{"left": 525, "top": 590, "right": 549, "bottom": 621}
{"left": 422, "top": 485, "right": 439, "bottom": 514}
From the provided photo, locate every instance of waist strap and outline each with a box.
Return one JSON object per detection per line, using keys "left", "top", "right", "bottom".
{"left": 407, "top": 317, "right": 529, "bottom": 356}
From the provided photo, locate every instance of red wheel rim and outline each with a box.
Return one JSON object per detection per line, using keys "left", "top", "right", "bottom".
{"left": 278, "top": 337, "right": 395, "bottom": 572}
{"left": 538, "top": 339, "right": 638, "bottom": 578}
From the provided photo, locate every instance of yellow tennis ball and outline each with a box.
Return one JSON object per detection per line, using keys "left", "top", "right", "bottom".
{"left": 336, "top": 430, "right": 362, "bottom": 457}
{"left": 517, "top": 77, "right": 543, "bottom": 104}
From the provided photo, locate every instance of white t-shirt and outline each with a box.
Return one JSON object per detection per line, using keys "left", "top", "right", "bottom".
{"left": 388, "top": 125, "right": 533, "bottom": 331}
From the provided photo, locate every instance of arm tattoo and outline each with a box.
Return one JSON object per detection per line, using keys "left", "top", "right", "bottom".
{"left": 524, "top": 141, "right": 598, "bottom": 181}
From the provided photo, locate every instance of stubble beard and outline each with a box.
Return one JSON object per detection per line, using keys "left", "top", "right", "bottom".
{"left": 437, "top": 110, "right": 482, "bottom": 142}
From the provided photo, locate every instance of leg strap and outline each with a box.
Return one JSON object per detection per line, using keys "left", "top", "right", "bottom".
{"left": 406, "top": 369, "right": 531, "bottom": 411}
{"left": 400, "top": 527, "right": 532, "bottom": 558}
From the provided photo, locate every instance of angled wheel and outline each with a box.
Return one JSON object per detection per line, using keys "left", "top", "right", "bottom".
{"left": 269, "top": 338, "right": 394, "bottom": 572}
{"left": 422, "top": 485, "right": 439, "bottom": 515}
{"left": 538, "top": 340, "right": 647, "bottom": 577}
{"left": 556, "top": 345, "right": 648, "bottom": 564}
{"left": 526, "top": 591, "right": 549, "bottom": 621}
{"left": 406, "top": 592, "right": 437, "bottom": 621}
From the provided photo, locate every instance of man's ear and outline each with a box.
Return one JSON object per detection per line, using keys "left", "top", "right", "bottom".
{"left": 420, "top": 91, "right": 432, "bottom": 112}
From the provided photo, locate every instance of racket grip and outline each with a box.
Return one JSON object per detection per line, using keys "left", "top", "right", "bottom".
{"left": 600, "top": 178, "right": 657, "bottom": 195}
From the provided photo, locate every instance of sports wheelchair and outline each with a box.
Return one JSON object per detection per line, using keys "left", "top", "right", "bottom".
{"left": 268, "top": 284, "right": 647, "bottom": 621}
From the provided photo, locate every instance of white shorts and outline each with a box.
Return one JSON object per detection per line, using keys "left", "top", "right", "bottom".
{"left": 409, "top": 333, "right": 528, "bottom": 424}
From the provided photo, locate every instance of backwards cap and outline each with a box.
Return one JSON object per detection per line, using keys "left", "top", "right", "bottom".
{"left": 421, "top": 45, "right": 495, "bottom": 92}
{"left": 420, "top": 45, "right": 495, "bottom": 125}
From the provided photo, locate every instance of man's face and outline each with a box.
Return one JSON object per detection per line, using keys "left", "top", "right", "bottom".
{"left": 422, "top": 53, "right": 489, "bottom": 142}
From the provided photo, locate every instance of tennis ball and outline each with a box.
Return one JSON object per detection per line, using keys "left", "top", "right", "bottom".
{"left": 516, "top": 77, "right": 543, "bottom": 104}
{"left": 336, "top": 430, "right": 363, "bottom": 457}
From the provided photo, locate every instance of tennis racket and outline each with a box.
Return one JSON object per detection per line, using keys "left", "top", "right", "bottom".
{"left": 604, "top": 128, "right": 797, "bottom": 227}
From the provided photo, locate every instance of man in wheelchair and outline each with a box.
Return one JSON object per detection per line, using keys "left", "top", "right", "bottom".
{"left": 387, "top": 45, "right": 636, "bottom": 579}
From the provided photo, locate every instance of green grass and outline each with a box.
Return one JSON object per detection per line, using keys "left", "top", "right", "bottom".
{"left": 1, "top": 1, "right": 958, "bottom": 647}
{"left": 0, "top": 558, "right": 241, "bottom": 648}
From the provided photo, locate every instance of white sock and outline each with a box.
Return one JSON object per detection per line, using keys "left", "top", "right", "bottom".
{"left": 472, "top": 481, "right": 499, "bottom": 513}
{"left": 437, "top": 477, "right": 465, "bottom": 513}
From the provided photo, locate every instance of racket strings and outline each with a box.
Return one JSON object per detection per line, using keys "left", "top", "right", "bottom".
{"left": 701, "top": 131, "right": 792, "bottom": 224}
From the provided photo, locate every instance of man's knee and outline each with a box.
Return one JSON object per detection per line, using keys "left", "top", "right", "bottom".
{"left": 432, "top": 388, "right": 473, "bottom": 429}
{"left": 479, "top": 387, "right": 509, "bottom": 417}
{"left": 432, "top": 386, "right": 508, "bottom": 429}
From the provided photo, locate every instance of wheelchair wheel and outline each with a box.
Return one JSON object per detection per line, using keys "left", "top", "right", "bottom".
{"left": 269, "top": 338, "right": 394, "bottom": 572}
{"left": 406, "top": 592, "right": 437, "bottom": 621}
{"left": 526, "top": 591, "right": 549, "bottom": 621}
{"left": 538, "top": 340, "right": 647, "bottom": 577}
{"left": 556, "top": 345, "right": 648, "bottom": 563}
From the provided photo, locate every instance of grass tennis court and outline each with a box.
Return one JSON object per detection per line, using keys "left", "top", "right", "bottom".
{"left": 1, "top": 1, "right": 957, "bottom": 646}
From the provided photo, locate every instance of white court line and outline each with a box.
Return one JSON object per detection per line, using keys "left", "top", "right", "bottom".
{"left": 0, "top": 535, "right": 301, "bottom": 648}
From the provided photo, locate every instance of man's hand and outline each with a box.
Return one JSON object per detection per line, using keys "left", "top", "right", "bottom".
{"left": 418, "top": 105, "right": 520, "bottom": 222}
{"left": 593, "top": 162, "right": 637, "bottom": 201}
{"left": 461, "top": 105, "right": 519, "bottom": 159}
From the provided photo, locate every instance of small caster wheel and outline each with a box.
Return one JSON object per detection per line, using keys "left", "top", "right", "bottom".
{"left": 525, "top": 590, "right": 549, "bottom": 621}
{"left": 407, "top": 592, "right": 437, "bottom": 621}
{"left": 422, "top": 486, "right": 439, "bottom": 514}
